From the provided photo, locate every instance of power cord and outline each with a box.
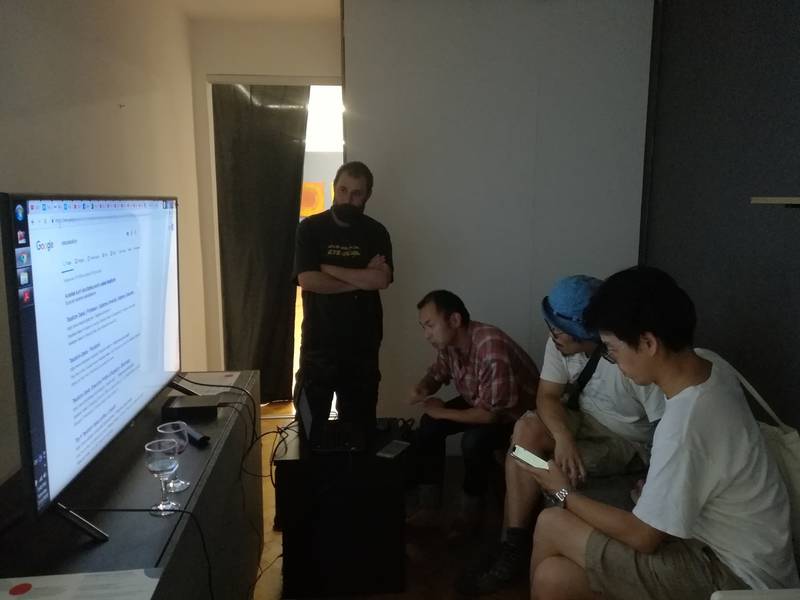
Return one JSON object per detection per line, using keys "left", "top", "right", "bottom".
{"left": 202, "top": 404, "right": 274, "bottom": 598}
{"left": 248, "top": 552, "right": 282, "bottom": 598}
{"left": 233, "top": 464, "right": 265, "bottom": 594}
{"left": 218, "top": 401, "right": 256, "bottom": 447}
{"left": 238, "top": 422, "right": 295, "bottom": 485}
{"left": 269, "top": 422, "right": 296, "bottom": 487}
{"left": 225, "top": 422, "right": 295, "bottom": 594}
{"left": 167, "top": 376, "right": 275, "bottom": 598}
{"left": 221, "top": 400, "right": 256, "bottom": 445}
{"left": 175, "top": 375, "right": 258, "bottom": 445}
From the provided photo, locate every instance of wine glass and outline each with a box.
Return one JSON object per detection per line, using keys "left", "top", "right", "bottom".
{"left": 144, "top": 439, "right": 180, "bottom": 517}
{"left": 156, "top": 421, "right": 191, "bottom": 493}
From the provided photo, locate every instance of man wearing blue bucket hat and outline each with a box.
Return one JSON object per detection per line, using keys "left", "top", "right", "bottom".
{"left": 458, "top": 275, "right": 663, "bottom": 596}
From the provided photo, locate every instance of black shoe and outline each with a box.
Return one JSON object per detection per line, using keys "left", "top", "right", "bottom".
{"left": 455, "top": 540, "right": 529, "bottom": 596}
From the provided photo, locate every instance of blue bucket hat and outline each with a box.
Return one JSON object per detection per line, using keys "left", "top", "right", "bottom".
{"left": 541, "top": 275, "right": 602, "bottom": 341}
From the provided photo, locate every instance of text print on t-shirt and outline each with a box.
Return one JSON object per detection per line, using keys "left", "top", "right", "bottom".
{"left": 326, "top": 244, "right": 361, "bottom": 258}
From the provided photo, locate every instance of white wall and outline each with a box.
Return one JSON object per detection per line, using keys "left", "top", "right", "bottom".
{"left": 188, "top": 18, "right": 341, "bottom": 369}
{"left": 0, "top": 0, "right": 206, "bottom": 368}
{"left": 0, "top": 0, "right": 204, "bottom": 481}
{"left": 343, "top": 0, "right": 653, "bottom": 418}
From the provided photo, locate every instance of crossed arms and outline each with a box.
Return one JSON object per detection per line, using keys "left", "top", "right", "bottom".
{"left": 298, "top": 254, "right": 392, "bottom": 294}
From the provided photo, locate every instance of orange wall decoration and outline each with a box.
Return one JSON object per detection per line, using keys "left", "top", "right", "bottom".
{"left": 300, "top": 182, "right": 325, "bottom": 217}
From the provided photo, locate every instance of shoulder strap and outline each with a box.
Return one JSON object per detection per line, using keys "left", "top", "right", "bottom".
{"left": 731, "top": 367, "right": 791, "bottom": 433}
{"left": 566, "top": 345, "right": 603, "bottom": 411}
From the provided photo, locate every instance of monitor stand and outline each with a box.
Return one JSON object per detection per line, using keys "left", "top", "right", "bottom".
{"left": 54, "top": 502, "right": 109, "bottom": 542}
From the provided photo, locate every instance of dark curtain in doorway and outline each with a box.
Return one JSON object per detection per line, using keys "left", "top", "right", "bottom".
{"left": 212, "top": 84, "right": 309, "bottom": 403}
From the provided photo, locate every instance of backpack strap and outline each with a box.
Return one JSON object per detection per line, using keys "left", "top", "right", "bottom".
{"left": 732, "top": 367, "right": 792, "bottom": 433}
{"left": 566, "top": 345, "right": 603, "bottom": 411}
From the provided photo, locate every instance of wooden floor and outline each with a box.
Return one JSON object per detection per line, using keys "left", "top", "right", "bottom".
{"left": 252, "top": 402, "right": 529, "bottom": 600}
{"left": 252, "top": 402, "right": 293, "bottom": 600}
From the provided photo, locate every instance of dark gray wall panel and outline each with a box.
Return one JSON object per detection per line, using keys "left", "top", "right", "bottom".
{"left": 642, "top": 1, "right": 800, "bottom": 425}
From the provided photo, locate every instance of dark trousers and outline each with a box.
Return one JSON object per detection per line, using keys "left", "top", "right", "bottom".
{"left": 296, "top": 349, "right": 380, "bottom": 432}
{"left": 413, "top": 397, "right": 513, "bottom": 497}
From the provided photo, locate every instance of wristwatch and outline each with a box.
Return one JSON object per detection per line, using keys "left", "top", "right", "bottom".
{"left": 554, "top": 487, "right": 570, "bottom": 508}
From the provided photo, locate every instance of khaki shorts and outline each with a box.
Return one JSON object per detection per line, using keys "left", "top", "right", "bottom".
{"left": 585, "top": 530, "right": 748, "bottom": 600}
{"left": 562, "top": 409, "right": 644, "bottom": 476}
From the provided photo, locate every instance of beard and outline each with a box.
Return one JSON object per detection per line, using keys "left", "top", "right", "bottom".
{"left": 332, "top": 203, "right": 364, "bottom": 224}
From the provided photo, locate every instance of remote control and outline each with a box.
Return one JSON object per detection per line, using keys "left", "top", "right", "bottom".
{"left": 185, "top": 423, "right": 210, "bottom": 448}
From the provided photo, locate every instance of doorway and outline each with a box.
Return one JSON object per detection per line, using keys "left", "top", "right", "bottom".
{"left": 294, "top": 85, "right": 345, "bottom": 411}
{"left": 211, "top": 82, "right": 343, "bottom": 405}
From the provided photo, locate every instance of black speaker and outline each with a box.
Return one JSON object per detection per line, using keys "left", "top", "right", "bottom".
{"left": 277, "top": 447, "right": 406, "bottom": 596}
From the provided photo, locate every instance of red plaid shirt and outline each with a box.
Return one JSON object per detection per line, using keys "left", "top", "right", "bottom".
{"left": 426, "top": 321, "right": 539, "bottom": 418}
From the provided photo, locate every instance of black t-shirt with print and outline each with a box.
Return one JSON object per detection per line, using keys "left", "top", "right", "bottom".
{"left": 293, "top": 210, "right": 393, "bottom": 355}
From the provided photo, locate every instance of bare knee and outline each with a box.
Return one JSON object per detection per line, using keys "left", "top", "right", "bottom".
{"left": 512, "top": 412, "right": 551, "bottom": 452}
{"left": 533, "top": 507, "right": 570, "bottom": 546}
{"left": 532, "top": 557, "right": 572, "bottom": 600}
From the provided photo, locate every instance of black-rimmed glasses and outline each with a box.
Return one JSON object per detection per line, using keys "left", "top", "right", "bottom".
{"left": 546, "top": 320, "right": 616, "bottom": 364}
{"left": 600, "top": 343, "right": 616, "bottom": 364}
{"left": 545, "top": 321, "right": 566, "bottom": 339}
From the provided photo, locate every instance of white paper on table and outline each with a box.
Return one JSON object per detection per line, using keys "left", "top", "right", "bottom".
{"left": 0, "top": 568, "right": 160, "bottom": 599}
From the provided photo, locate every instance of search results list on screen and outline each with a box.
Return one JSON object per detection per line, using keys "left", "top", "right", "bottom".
{"left": 23, "top": 199, "right": 178, "bottom": 501}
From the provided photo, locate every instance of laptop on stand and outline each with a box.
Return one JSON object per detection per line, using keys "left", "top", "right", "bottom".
{"left": 296, "top": 387, "right": 366, "bottom": 454}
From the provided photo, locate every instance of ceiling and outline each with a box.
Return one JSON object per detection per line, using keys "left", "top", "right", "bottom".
{"left": 168, "top": 0, "right": 340, "bottom": 21}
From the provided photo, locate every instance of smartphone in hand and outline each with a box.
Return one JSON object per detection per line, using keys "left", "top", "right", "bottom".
{"left": 510, "top": 444, "right": 549, "bottom": 470}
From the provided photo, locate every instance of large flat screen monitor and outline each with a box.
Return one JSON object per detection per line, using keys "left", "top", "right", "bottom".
{"left": 0, "top": 194, "right": 179, "bottom": 515}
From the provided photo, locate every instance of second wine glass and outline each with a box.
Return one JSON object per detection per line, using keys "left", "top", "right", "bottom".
{"left": 156, "top": 421, "right": 191, "bottom": 493}
{"left": 144, "top": 438, "right": 180, "bottom": 517}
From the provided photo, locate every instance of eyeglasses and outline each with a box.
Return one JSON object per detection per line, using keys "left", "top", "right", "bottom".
{"left": 600, "top": 343, "right": 616, "bottom": 364}
{"left": 545, "top": 321, "right": 566, "bottom": 338}
{"left": 546, "top": 321, "right": 616, "bottom": 364}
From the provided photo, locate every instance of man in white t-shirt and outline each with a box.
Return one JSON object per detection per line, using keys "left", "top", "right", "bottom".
{"left": 525, "top": 266, "right": 799, "bottom": 600}
{"left": 458, "top": 275, "right": 663, "bottom": 596}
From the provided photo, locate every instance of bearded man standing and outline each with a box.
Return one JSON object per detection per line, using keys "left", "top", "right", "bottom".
{"left": 293, "top": 161, "right": 393, "bottom": 432}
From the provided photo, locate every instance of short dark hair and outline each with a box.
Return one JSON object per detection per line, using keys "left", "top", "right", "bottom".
{"left": 417, "top": 290, "right": 471, "bottom": 326}
{"left": 583, "top": 266, "right": 696, "bottom": 352}
{"left": 334, "top": 161, "right": 374, "bottom": 196}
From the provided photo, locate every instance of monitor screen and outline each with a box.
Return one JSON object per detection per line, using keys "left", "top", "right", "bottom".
{"left": 1, "top": 194, "right": 179, "bottom": 513}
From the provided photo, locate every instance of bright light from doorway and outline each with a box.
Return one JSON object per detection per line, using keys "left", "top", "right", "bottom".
{"left": 305, "top": 86, "right": 344, "bottom": 152}
{"left": 293, "top": 85, "right": 344, "bottom": 415}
